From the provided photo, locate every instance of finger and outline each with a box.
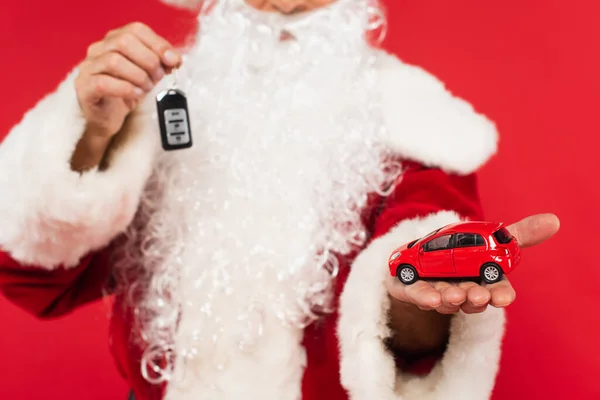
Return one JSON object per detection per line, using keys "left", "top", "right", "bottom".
{"left": 405, "top": 281, "right": 443, "bottom": 308}
{"left": 435, "top": 304, "right": 461, "bottom": 314}
{"left": 86, "top": 40, "right": 105, "bottom": 59}
{"left": 103, "top": 32, "right": 165, "bottom": 82}
{"left": 433, "top": 281, "right": 467, "bottom": 311}
{"left": 387, "top": 279, "right": 441, "bottom": 308}
{"left": 432, "top": 281, "right": 466, "bottom": 314}
{"left": 458, "top": 281, "right": 491, "bottom": 313}
{"left": 459, "top": 281, "right": 491, "bottom": 307}
{"left": 83, "top": 53, "right": 154, "bottom": 92}
{"left": 126, "top": 22, "right": 182, "bottom": 68}
{"left": 506, "top": 213, "right": 560, "bottom": 249}
{"left": 79, "top": 74, "right": 145, "bottom": 102}
{"left": 486, "top": 278, "right": 516, "bottom": 307}
{"left": 461, "top": 303, "right": 489, "bottom": 314}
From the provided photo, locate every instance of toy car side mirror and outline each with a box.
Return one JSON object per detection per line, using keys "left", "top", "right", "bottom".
{"left": 419, "top": 246, "right": 424, "bottom": 254}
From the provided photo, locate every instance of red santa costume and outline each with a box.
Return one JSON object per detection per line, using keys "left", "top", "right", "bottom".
{"left": 0, "top": 0, "right": 502, "bottom": 399}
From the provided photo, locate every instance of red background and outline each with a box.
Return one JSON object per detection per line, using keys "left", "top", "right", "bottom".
{"left": 1, "top": 0, "right": 599, "bottom": 399}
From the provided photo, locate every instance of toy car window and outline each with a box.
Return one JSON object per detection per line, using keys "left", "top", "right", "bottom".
{"left": 456, "top": 233, "right": 485, "bottom": 248}
{"left": 424, "top": 235, "right": 452, "bottom": 251}
{"left": 493, "top": 228, "right": 513, "bottom": 244}
{"left": 475, "top": 234, "right": 485, "bottom": 245}
{"left": 407, "top": 239, "right": 419, "bottom": 249}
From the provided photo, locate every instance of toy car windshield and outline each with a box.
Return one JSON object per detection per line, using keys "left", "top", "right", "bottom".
{"left": 409, "top": 228, "right": 441, "bottom": 248}
{"left": 407, "top": 239, "right": 418, "bottom": 248}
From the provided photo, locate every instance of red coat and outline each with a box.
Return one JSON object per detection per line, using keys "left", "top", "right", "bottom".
{"left": 0, "top": 164, "right": 493, "bottom": 399}
{"left": 0, "top": 52, "right": 504, "bottom": 400}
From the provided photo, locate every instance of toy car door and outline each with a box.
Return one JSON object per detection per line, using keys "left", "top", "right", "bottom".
{"left": 452, "top": 233, "right": 487, "bottom": 275}
{"left": 418, "top": 234, "right": 455, "bottom": 275}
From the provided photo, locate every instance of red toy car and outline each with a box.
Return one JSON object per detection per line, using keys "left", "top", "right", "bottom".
{"left": 388, "top": 221, "right": 521, "bottom": 285}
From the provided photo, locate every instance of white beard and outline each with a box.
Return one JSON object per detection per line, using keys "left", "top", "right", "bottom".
{"left": 115, "top": 0, "right": 397, "bottom": 398}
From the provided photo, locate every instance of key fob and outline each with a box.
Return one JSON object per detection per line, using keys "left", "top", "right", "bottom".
{"left": 156, "top": 89, "right": 193, "bottom": 151}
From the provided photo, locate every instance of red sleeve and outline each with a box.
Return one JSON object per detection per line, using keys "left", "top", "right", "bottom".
{"left": 371, "top": 162, "right": 484, "bottom": 240}
{"left": 370, "top": 162, "right": 485, "bottom": 375}
{"left": 0, "top": 249, "right": 112, "bottom": 319}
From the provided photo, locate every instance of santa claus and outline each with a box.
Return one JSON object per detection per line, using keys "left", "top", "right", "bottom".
{"left": 0, "top": 0, "right": 559, "bottom": 399}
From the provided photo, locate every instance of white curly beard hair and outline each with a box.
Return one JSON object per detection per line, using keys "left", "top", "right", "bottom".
{"left": 114, "top": 0, "right": 397, "bottom": 397}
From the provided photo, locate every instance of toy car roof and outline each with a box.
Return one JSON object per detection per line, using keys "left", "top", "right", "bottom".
{"left": 437, "top": 221, "right": 504, "bottom": 235}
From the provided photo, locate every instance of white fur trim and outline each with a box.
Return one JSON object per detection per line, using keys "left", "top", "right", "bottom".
{"left": 338, "top": 211, "right": 505, "bottom": 400}
{"left": 0, "top": 70, "right": 159, "bottom": 269}
{"left": 378, "top": 52, "right": 499, "bottom": 175}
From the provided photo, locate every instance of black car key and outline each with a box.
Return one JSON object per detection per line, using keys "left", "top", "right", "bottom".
{"left": 156, "top": 69, "right": 192, "bottom": 151}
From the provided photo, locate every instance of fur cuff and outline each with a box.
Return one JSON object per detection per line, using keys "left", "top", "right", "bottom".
{"left": 378, "top": 52, "right": 498, "bottom": 175}
{"left": 337, "top": 211, "right": 505, "bottom": 400}
{"left": 0, "top": 70, "right": 158, "bottom": 269}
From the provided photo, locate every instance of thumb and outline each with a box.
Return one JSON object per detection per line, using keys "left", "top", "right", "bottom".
{"left": 505, "top": 213, "right": 560, "bottom": 248}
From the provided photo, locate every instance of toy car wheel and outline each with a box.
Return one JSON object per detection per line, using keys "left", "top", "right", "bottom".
{"left": 397, "top": 264, "right": 418, "bottom": 285}
{"left": 480, "top": 263, "right": 503, "bottom": 284}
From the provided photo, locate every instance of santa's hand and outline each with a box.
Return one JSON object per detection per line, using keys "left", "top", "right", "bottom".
{"left": 385, "top": 214, "right": 560, "bottom": 314}
{"left": 76, "top": 22, "right": 182, "bottom": 137}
